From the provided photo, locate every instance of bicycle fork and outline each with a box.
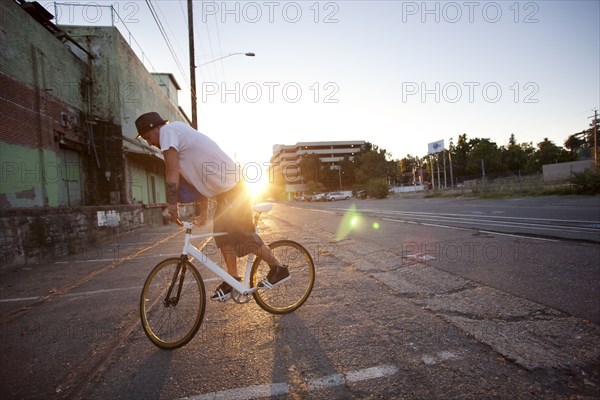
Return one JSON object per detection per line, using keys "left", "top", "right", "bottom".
{"left": 164, "top": 255, "right": 188, "bottom": 307}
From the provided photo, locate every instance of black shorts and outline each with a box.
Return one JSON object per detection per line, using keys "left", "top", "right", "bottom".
{"left": 213, "top": 183, "right": 265, "bottom": 257}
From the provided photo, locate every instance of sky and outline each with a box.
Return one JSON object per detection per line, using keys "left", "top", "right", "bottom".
{"left": 44, "top": 0, "right": 600, "bottom": 167}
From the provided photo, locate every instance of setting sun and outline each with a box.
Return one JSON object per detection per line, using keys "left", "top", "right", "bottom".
{"left": 243, "top": 164, "right": 271, "bottom": 201}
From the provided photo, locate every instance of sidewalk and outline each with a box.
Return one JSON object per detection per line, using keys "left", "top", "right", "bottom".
{"left": 0, "top": 220, "right": 217, "bottom": 399}
{"left": 0, "top": 222, "right": 201, "bottom": 319}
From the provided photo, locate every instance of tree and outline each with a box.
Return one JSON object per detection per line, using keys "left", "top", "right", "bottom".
{"left": 502, "top": 134, "right": 529, "bottom": 172}
{"left": 527, "top": 138, "right": 575, "bottom": 171}
{"left": 451, "top": 133, "right": 470, "bottom": 181}
{"left": 304, "top": 180, "right": 326, "bottom": 195}
{"left": 399, "top": 155, "right": 418, "bottom": 184}
{"left": 565, "top": 123, "right": 598, "bottom": 159}
{"left": 466, "top": 138, "right": 505, "bottom": 177}
{"left": 564, "top": 131, "right": 586, "bottom": 155}
{"left": 298, "top": 153, "right": 322, "bottom": 185}
{"left": 353, "top": 142, "right": 391, "bottom": 185}
{"left": 366, "top": 178, "right": 390, "bottom": 199}
{"left": 320, "top": 166, "right": 340, "bottom": 191}
{"left": 519, "top": 142, "right": 537, "bottom": 174}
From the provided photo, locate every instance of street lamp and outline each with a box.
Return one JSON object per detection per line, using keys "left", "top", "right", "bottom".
{"left": 189, "top": 52, "right": 255, "bottom": 129}
{"left": 198, "top": 52, "right": 255, "bottom": 67}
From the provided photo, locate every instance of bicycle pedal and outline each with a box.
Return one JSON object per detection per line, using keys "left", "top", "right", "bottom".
{"left": 210, "top": 292, "right": 232, "bottom": 302}
{"left": 260, "top": 275, "right": 291, "bottom": 289}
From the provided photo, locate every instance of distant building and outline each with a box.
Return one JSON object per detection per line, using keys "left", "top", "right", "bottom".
{"left": 270, "top": 140, "right": 365, "bottom": 196}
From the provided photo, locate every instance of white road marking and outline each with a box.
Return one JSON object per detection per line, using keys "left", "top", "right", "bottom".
{"left": 331, "top": 207, "right": 599, "bottom": 235}
{"left": 405, "top": 254, "right": 437, "bottom": 261}
{"left": 179, "top": 382, "right": 290, "bottom": 400}
{"left": 54, "top": 253, "right": 182, "bottom": 264}
{"left": 345, "top": 364, "right": 398, "bottom": 382}
{"left": 438, "top": 351, "right": 458, "bottom": 361}
{"left": 0, "top": 278, "right": 223, "bottom": 303}
{"left": 381, "top": 218, "right": 559, "bottom": 242}
{"left": 0, "top": 286, "right": 143, "bottom": 303}
{"left": 294, "top": 206, "right": 577, "bottom": 242}
{"left": 307, "top": 374, "right": 345, "bottom": 390}
{"left": 336, "top": 208, "right": 597, "bottom": 226}
{"left": 422, "top": 355, "right": 436, "bottom": 365}
{"left": 176, "top": 364, "right": 398, "bottom": 400}
{"left": 0, "top": 295, "right": 39, "bottom": 303}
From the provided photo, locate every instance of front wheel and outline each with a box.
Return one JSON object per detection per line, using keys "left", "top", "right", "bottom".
{"left": 251, "top": 240, "right": 315, "bottom": 314}
{"left": 140, "top": 257, "right": 206, "bottom": 349}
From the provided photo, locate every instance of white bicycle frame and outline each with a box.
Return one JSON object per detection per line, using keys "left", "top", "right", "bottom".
{"left": 177, "top": 203, "right": 273, "bottom": 296}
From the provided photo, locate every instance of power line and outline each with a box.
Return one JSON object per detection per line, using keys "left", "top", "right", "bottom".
{"left": 145, "top": 0, "right": 188, "bottom": 85}
{"left": 154, "top": 0, "right": 189, "bottom": 75}
{"left": 213, "top": 13, "right": 226, "bottom": 79}
{"left": 201, "top": 14, "right": 217, "bottom": 77}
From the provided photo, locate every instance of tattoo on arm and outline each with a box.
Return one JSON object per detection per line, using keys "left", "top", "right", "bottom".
{"left": 166, "top": 182, "right": 178, "bottom": 208}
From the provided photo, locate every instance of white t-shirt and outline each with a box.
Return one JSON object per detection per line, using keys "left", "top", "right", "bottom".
{"left": 159, "top": 121, "right": 239, "bottom": 198}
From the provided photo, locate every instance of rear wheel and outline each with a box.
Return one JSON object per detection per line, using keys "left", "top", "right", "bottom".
{"left": 251, "top": 240, "right": 315, "bottom": 314}
{"left": 140, "top": 258, "right": 206, "bottom": 349}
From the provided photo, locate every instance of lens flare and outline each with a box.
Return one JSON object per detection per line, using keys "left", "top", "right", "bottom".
{"left": 336, "top": 204, "right": 361, "bottom": 240}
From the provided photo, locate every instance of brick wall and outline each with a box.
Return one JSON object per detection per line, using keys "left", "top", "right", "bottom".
{"left": 0, "top": 71, "right": 118, "bottom": 208}
{"left": 0, "top": 1, "right": 97, "bottom": 208}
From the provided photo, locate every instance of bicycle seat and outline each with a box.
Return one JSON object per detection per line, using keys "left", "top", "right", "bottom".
{"left": 252, "top": 203, "right": 273, "bottom": 213}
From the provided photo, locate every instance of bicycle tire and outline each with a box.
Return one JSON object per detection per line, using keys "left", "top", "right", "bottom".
{"left": 251, "top": 240, "right": 315, "bottom": 314}
{"left": 140, "top": 257, "right": 206, "bottom": 349}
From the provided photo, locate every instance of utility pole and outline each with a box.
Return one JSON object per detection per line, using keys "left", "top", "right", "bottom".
{"left": 188, "top": 0, "right": 197, "bottom": 129}
{"left": 443, "top": 150, "right": 447, "bottom": 189}
{"left": 481, "top": 159, "right": 486, "bottom": 179}
{"left": 594, "top": 109, "right": 598, "bottom": 166}
{"left": 448, "top": 141, "right": 454, "bottom": 188}
{"left": 430, "top": 155, "right": 435, "bottom": 190}
{"left": 436, "top": 153, "right": 441, "bottom": 190}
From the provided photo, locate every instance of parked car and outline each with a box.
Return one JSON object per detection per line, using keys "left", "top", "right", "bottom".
{"left": 354, "top": 190, "right": 367, "bottom": 199}
{"left": 311, "top": 193, "right": 326, "bottom": 202}
{"left": 326, "top": 192, "right": 350, "bottom": 201}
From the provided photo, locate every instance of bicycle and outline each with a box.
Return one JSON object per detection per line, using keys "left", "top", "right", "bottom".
{"left": 139, "top": 203, "right": 315, "bottom": 349}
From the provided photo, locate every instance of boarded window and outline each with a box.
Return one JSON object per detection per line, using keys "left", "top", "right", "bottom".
{"left": 58, "top": 147, "right": 83, "bottom": 206}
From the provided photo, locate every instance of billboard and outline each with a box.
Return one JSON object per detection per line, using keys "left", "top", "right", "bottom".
{"left": 428, "top": 140, "right": 445, "bottom": 154}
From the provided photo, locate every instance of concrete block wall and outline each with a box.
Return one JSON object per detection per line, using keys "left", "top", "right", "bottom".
{"left": 542, "top": 160, "right": 595, "bottom": 182}
{"left": 0, "top": 205, "right": 165, "bottom": 268}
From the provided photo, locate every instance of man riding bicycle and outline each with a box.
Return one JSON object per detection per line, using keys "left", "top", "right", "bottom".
{"left": 135, "top": 112, "right": 289, "bottom": 301}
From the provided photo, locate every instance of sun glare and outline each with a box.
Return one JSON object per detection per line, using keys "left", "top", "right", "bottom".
{"left": 243, "top": 164, "right": 270, "bottom": 201}
{"left": 247, "top": 178, "right": 267, "bottom": 201}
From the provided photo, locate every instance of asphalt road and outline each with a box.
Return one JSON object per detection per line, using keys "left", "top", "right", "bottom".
{"left": 297, "top": 195, "right": 600, "bottom": 242}
{"left": 1, "top": 195, "right": 599, "bottom": 399}
{"left": 293, "top": 195, "right": 600, "bottom": 323}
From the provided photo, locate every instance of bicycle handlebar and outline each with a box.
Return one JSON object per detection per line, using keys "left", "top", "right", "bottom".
{"left": 172, "top": 205, "right": 269, "bottom": 228}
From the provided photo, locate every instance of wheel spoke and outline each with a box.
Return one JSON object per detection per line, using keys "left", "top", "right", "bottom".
{"left": 252, "top": 240, "right": 315, "bottom": 314}
{"left": 140, "top": 258, "right": 206, "bottom": 349}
